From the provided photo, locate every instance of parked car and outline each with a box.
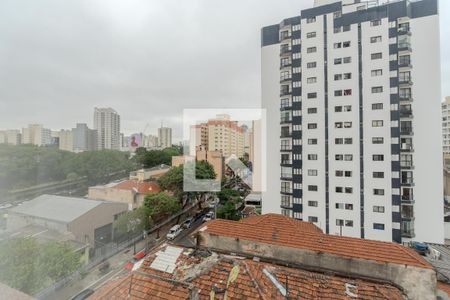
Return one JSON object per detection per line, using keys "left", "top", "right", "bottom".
{"left": 202, "top": 211, "right": 214, "bottom": 222}
{"left": 124, "top": 250, "right": 146, "bottom": 270}
{"left": 183, "top": 217, "right": 194, "bottom": 229}
{"left": 194, "top": 210, "right": 207, "bottom": 221}
{"left": 410, "top": 241, "right": 429, "bottom": 255}
{"left": 166, "top": 224, "right": 183, "bottom": 240}
{"left": 70, "top": 288, "right": 94, "bottom": 300}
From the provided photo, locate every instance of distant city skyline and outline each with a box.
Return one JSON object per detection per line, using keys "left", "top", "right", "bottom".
{"left": 0, "top": 0, "right": 448, "bottom": 142}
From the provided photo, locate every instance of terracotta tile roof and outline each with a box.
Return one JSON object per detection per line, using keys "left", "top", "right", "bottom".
{"left": 114, "top": 180, "right": 160, "bottom": 194}
{"left": 438, "top": 282, "right": 450, "bottom": 297}
{"left": 201, "top": 214, "right": 431, "bottom": 269}
{"left": 89, "top": 244, "right": 405, "bottom": 300}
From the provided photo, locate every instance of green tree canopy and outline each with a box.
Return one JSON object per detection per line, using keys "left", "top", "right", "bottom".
{"left": 133, "top": 146, "right": 182, "bottom": 168}
{"left": 113, "top": 206, "right": 153, "bottom": 239}
{"left": 216, "top": 200, "right": 241, "bottom": 221}
{"left": 143, "top": 192, "right": 182, "bottom": 222}
{"left": 0, "top": 238, "right": 82, "bottom": 295}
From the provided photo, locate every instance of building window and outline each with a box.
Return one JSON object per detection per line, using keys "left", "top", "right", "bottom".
{"left": 345, "top": 171, "right": 352, "bottom": 177}
{"left": 307, "top": 92, "right": 317, "bottom": 99}
{"left": 344, "top": 105, "right": 351, "bottom": 111}
{"left": 370, "top": 36, "right": 382, "bottom": 43}
{"left": 335, "top": 106, "right": 342, "bottom": 112}
{"left": 373, "top": 154, "right": 384, "bottom": 161}
{"left": 308, "top": 169, "right": 318, "bottom": 176}
{"left": 373, "top": 206, "right": 385, "bottom": 213}
{"left": 336, "top": 219, "right": 344, "bottom": 226}
{"left": 399, "top": 55, "right": 410, "bottom": 65}
{"left": 280, "top": 98, "right": 290, "bottom": 108}
{"left": 344, "top": 154, "right": 353, "bottom": 161}
{"left": 344, "top": 122, "right": 352, "bottom": 128}
{"left": 335, "top": 170, "right": 343, "bottom": 177}
{"left": 308, "top": 154, "right": 318, "bottom": 160}
{"left": 334, "top": 90, "right": 343, "bottom": 97}
{"left": 334, "top": 74, "right": 342, "bottom": 81}
{"left": 307, "top": 107, "right": 317, "bottom": 114}
{"left": 307, "top": 47, "right": 317, "bottom": 53}
{"left": 373, "top": 223, "right": 385, "bottom": 230}
{"left": 308, "top": 200, "right": 318, "bottom": 207}
{"left": 281, "top": 182, "right": 291, "bottom": 194}
{"left": 308, "top": 138, "right": 317, "bottom": 145}
{"left": 371, "top": 69, "right": 383, "bottom": 76}
{"left": 307, "top": 31, "right": 316, "bottom": 38}
{"left": 372, "top": 137, "right": 384, "bottom": 144}
{"left": 308, "top": 185, "right": 318, "bottom": 191}
{"left": 374, "top": 189, "right": 385, "bottom": 195}
{"left": 334, "top": 27, "right": 342, "bottom": 33}
{"left": 345, "top": 220, "right": 354, "bottom": 227}
{"left": 372, "top": 86, "right": 383, "bottom": 93}
{"left": 343, "top": 57, "right": 351, "bottom": 63}
{"left": 371, "top": 20, "right": 382, "bottom": 27}
{"left": 308, "top": 123, "right": 317, "bottom": 129}
{"left": 373, "top": 172, "right": 384, "bottom": 178}
{"left": 343, "top": 41, "right": 351, "bottom": 48}
{"left": 371, "top": 52, "right": 382, "bottom": 60}
{"left": 335, "top": 155, "right": 343, "bottom": 161}
{"left": 281, "top": 209, "right": 291, "bottom": 217}
{"left": 307, "top": 62, "right": 317, "bottom": 68}
{"left": 307, "top": 77, "right": 317, "bottom": 84}
{"left": 344, "top": 89, "right": 352, "bottom": 96}
{"left": 343, "top": 73, "right": 351, "bottom": 80}
{"left": 344, "top": 138, "right": 352, "bottom": 144}
{"left": 336, "top": 187, "right": 343, "bottom": 193}
{"left": 307, "top": 17, "right": 316, "bottom": 23}
{"left": 343, "top": 25, "right": 351, "bottom": 32}
{"left": 335, "top": 122, "right": 343, "bottom": 128}
{"left": 281, "top": 195, "right": 291, "bottom": 206}
{"left": 334, "top": 42, "right": 342, "bottom": 49}
{"left": 372, "top": 120, "right": 383, "bottom": 127}
{"left": 372, "top": 103, "right": 383, "bottom": 110}
{"left": 334, "top": 58, "right": 342, "bottom": 65}
{"left": 335, "top": 138, "right": 343, "bottom": 145}
{"left": 308, "top": 216, "right": 318, "bottom": 222}
{"left": 334, "top": 11, "right": 342, "bottom": 18}
{"left": 345, "top": 187, "right": 353, "bottom": 194}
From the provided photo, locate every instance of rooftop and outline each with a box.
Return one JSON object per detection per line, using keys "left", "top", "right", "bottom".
{"left": 200, "top": 214, "right": 431, "bottom": 269}
{"left": 8, "top": 194, "right": 106, "bottom": 224}
{"left": 113, "top": 180, "right": 161, "bottom": 194}
{"left": 89, "top": 243, "right": 405, "bottom": 300}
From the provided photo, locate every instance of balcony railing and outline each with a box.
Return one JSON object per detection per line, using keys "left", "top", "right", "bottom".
{"left": 280, "top": 34, "right": 292, "bottom": 41}
{"left": 280, "top": 76, "right": 292, "bottom": 83}
{"left": 400, "top": 144, "right": 414, "bottom": 152}
{"left": 280, "top": 47, "right": 292, "bottom": 55}
{"left": 401, "top": 194, "right": 414, "bottom": 203}
{"left": 280, "top": 132, "right": 292, "bottom": 138}
{"left": 401, "top": 178, "right": 414, "bottom": 186}
{"left": 280, "top": 118, "right": 292, "bottom": 124}
{"left": 281, "top": 160, "right": 292, "bottom": 165}
{"left": 400, "top": 127, "right": 413, "bottom": 135}
{"left": 399, "top": 78, "right": 413, "bottom": 85}
{"left": 400, "top": 160, "right": 414, "bottom": 169}
{"left": 399, "top": 94, "right": 413, "bottom": 102}
{"left": 281, "top": 188, "right": 293, "bottom": 194}
{"left": 280, "top": 173, "right": 293, "bottom": 179}
{"left": 280, "top": 145, "right": 292, "bottom": 151}
{"left": 400, "top": 109, "right": 413, "bottom": 118}
{"left": 280, "top": 89, "right": 291, "bottom": 96}
{"left": 280, "top": 104, "right": 292, "bottom": 110}
{"left": 398, "top": 26, "right": 411, "bottom": 35}
{"left": 398, "top": 42, "right": 412, "bottom": 52}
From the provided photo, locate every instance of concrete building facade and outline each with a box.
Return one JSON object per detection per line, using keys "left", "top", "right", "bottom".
{"left": 158, "top": 127, "right": 172, "bottom": 149}
{"left": 21, "top": 124, "right": 51, "bottom": 146}
{"left": 94, "top": 108, "right": 121, "bottom": 150}
{"left": 261, "top": 0, "right": 443, "bottom": 243}
{"left": 442, "top": 97, "right": 450, "bottom": 154}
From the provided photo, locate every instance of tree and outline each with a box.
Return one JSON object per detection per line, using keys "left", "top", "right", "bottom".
{"left": 0, "top": 238, "right": 82, "bottom": 295}
{"left": 216, "top": 188, "right": 241, "bottom": 204}
{"left": 216, "top": 200, "right": 241, "bottom": 221}
{"left": 113, "top": 206, "right": 152, "bottom": 240}
{"left": 132, "top": 146, "right": 183, "bottom": 169}
{"left": 143, "top": 192, "right": 181, "bottom": 222}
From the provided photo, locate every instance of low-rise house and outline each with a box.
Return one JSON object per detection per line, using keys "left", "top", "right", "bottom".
{"left": 88, "top": 179, "right": 160, "bottom": 210}
{"left": 129, "top": 164, "right": 171, "bottom": 181}
{"left": 6, "top": 194, "right": 127, "bottom": 251}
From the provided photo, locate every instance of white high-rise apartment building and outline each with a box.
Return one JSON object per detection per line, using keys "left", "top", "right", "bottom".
{"left": 261, "top": 0, "right": 443, "bottom": 243}
{"left": 94, "top": 108, "right": 120, "bottom": 150}
{"left": 158, "top": 126, "right": 172, "bottom": 149}
{"left": 21, "top": 124, "right": 51, "bottom": 146}
{"left": 0, "top": 129, "right": 21, "bottom": 145}
{"left": 59, "top": 129, "right": 74, "bottom": 152}
{"left": 442, "top": 97, "right": 450, "bottom": 154}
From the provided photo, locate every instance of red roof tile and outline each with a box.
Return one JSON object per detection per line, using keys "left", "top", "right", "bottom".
{"left": 201, "top": 214, "right": 431, "bottom": 269}
{"left": 438, "top": 282, "right": 450, "bottom": 297}
{"left": 89, "top": 244, "right": 405, "bottom": 300}
{"left": 114, "top": 180, "right": 160, "bottom": 194}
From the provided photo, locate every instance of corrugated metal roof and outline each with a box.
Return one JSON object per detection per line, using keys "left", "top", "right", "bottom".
{"left": 8, "top": 194, "right": 105, "bottom": 224}
{"left": 149, "top": 245, "right": 183, "bottom": 274}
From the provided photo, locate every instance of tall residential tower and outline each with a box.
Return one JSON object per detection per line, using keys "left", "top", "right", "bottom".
{"left": 261, "top": 0, "right": 443, "bottom": 243}
{"left": 94, "top": 108, "right": 120, "bottom": 150}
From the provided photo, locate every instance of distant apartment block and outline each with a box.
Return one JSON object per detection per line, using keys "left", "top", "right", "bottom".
{"left": 442, "top": 97, "right": 450, "bottom": 154}
{"left": 261, "top": 0, "right": 443, "bottom": 243}
{"left": 0, "top": 129, "right": 21, "bottom": 145}
{"left": 21, "top": 124, "right": 51, "bottom": 146}
{"left": 190, "top": 114, "right": 245, "bottom": 159}
{"left": 158, "top": 126, "right": 172, "bottom": 149}
{"left": 73, "top": 123, "right": 97, "bottom": 152}
{"left": 58, "top": 129, "right": 73, "bottom": 152}
{"left": 94, "top": 107, "right": 121, "bottom": 150}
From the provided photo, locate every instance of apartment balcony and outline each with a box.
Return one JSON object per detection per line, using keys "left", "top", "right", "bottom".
{"left": 280, "top": 132, "right": 292, "bottom": 138}
{"left": 280, "top": 104, "right": 292, "bottom": 111}
{"left": 280, "top": 76, "right": 292, "bottom": 83}
{"left": 399, "top": 109, "right": 413, "bottom": 118}
{"left": 399, "top": 79, "right": 413, "bottom": 86}
{"left": 280, "top": 62, "right": 292, "bottom": 70}
{"left": 401, "top": 194, "right": 414, "bottom": 204}
{"left": 400, "top": 127, "right": 414, "bottom": 136}
{"left": 281, "top": 159, "right": 292, "bottom": 166}
{"left": 400, "top": 143, "right": 414, "bottom": 152}
{"left": 280, "top": 188, "right": 293, "bottom": 195}
{"left": 280, "top": 33, "right": 291, "bottom": 42}
{"left": 280, "top": 118, "right": 292, "bottom": 125}
{"left": 280, "top": 173, "right": 293, "bottom": 180}
{"left": 399, "top": 95, "right": 413, "bottom": 102}
{"left": 280, "top": 89, "right": 291, "bottom": 97}
{"left": 280, "top": 203, "right": 293, "bottom": 209}
{"left": 280, "top": 46, "right": 292, "bottom": 56}
{"left": 400, "top": 161, "right": 414, "bottom": 170}
{"left": 398, "top": 61, "right": 412, "bottom": 69}
{"left": 401, "top": 228, "right": 415, "bottom": 238}
{"left": 280, "top": 145, "right": 292, "bottom": 152}
{"left": 401, "top": 178, "right": 414, "bottom": 186}
{"left": 398, "top": 42, "right": 412, "bottom": 52}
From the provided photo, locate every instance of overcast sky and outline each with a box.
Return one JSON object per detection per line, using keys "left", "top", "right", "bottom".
{"left": 0, "top": 0, "right": 448, "bottom": 141}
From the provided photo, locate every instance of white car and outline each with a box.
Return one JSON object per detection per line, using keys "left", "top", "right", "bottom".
{"left": 202, "top": 212, "right": 214, "bottom": 222}
{"left": 166, "top": 225, "right": 182, "bottom": 240}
